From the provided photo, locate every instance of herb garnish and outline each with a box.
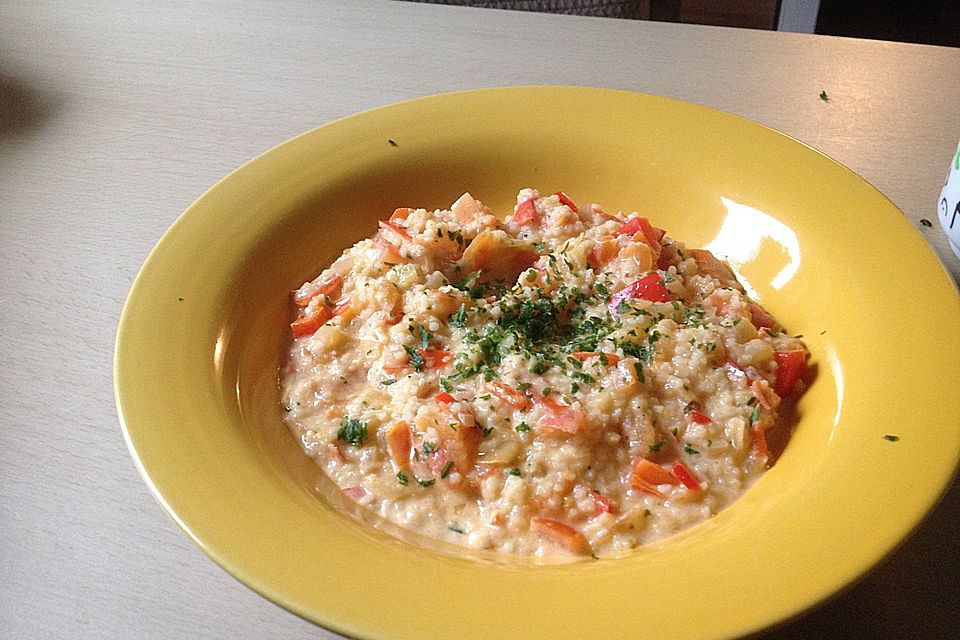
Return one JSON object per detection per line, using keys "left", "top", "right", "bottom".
{"left": 403, "top": 344, "right": 425, "bottom": 372}
{"left": 397, "top": 470, "right": 409, "bottom": 485}
{"left": 683, "top": 443, "right": 700, "bottom": 455}
{"left": 337, "top": 417, "right": 367, "bottom": 445}
{"left": 440, "top": 460, "right": 454, "bottom": 479}
{"left": 450, "top": 303, "right": 468, "bottom": 328}
{"left": 883, "top": 434, "right": 900, "bottom": 442}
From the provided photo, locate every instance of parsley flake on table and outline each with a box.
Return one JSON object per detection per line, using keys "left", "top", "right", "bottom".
{"left": 919, "top": 218, "right": 933, "bottom": 228}
{"left": 883, "top": 434, "right": 900, "bottom": 442}
{"left": 819, "top": 90, "right": 829, "bottom": 101}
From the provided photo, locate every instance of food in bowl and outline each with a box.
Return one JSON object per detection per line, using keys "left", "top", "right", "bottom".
{"left": 281, "top": 189, "right": 808, "bottom": 558}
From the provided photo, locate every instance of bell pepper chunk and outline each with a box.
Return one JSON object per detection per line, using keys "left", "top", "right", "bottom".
{"left": 630, "top": 458, "right": 677, "bottom": 495}
{"left": 570, "top": 351, "right": 621, "bottom": 366}
{"left": 688, "top": 410, "right": 712, "bottom": 425}
{"left": 608, "top": 272, "right": 672, "bottom": 314}
{"left": 590, "top": 491, "right": 616, "bottom": 514}
{"left": 774, "top": 350, "right": 806, "bottom": 396}
{"left": 486, "top": 381, "right": 531, "bottom": 410}
{"left": 530, "top": 517, "right": 591, "bottom": 555}
{"left": 672, "top": 461, "right": 701, "bottom": 491}
{"left": 554, "top": 191, "right": 579, "bottom": 213}
{"left": 513, "top": 198, "right": 537, "bottom": 225}
{"left": 533, "top": 395, "right": 584, "bottom": 434}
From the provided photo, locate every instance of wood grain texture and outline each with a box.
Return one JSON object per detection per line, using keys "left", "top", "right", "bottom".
{"left": 0, "top": 1, "right": 957, "bottom": 639}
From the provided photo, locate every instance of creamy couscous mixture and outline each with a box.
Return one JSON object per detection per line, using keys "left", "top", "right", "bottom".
{"left": 282, "top": 189, "right": 807, "bottom": 558}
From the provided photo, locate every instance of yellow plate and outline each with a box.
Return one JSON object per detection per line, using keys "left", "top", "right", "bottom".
{"left": 115, "top": 87, "right": 960, "bottom": 640}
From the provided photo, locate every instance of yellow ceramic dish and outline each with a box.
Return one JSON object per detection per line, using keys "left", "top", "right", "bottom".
{"left": 115, "top": 87, "right": 960, "bottom": 639}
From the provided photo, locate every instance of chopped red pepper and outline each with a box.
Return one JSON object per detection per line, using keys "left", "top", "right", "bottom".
{"left": 554, "top": 191, "right": 579, "bottom": 213}
{"left": 290, "top": 311, "right": 327, "bottom": 337}
{"left": 590, "top": 491, "right": 616, "bottom": 514}
{"left": 773, "top": 350, "right": 806, "bottom": 396}
{"left": 608, "top": 272, "right": 672, "bottom": 314}
{"left": 630, "top": 458, "right": 677, "bottom": 495}
{"left": 688, "top": 410, "right": 712, "bottom": 425}
{"left": 420, "top": 349, "right": 452, "bottom": 369}
{"left": 614, "top": 217, "right": 642, "bottom": 237}
{"left": 434, "top": 392, "right": 456, "bottom": 405}
{"left": 750, "top": 420, "right": 769, "bottom": 458}
{"left": 672, "top": 461, "right": 701, "bottom": 491}
{"left": 389, "top": 207, "right": 411, "bottom": 221}
{"left": 530, "top": 517, "right": 591, "bottom": 554}
{"left": 378, "top": 219, "right": 412, "bottom": 244}
{"left": 533, "top": 394, "right": 585, "bottom": 434}
{"left": 570, "top": 351, "right": 621, "bottom": 366}
{"left": 513, "top": 198, "right": 537, "bottom": 225}
{"left": 486, "top": 381, "right": 531, "bottom": 410}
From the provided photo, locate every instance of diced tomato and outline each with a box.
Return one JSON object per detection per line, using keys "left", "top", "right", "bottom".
{"left": 292, "top": 274, "right": 343, "bottom": 307}
{"left": 513, "top": 198, "right": 537, "bottom": 225}
{"left": 630, "top": 458, "right": 677, "bottom": 495}
{"left": 750, "top": 420, "right": 769, "bottom": 458}
{"left": 530, "top": 516, "right": 590, "bottom": 554}
{"left": 688, "top": 410, "right": 712, "bottom": 425}
{"left": 751, "top": 379, "right": 778, "bottom": 410}
{"left": 672, "top": 462, "right": 701, "bottom": 491}
{"left": 420, "top": 349, "right": 452, "bottom": 369}
{"left": 570, "top": 351, "right": 621, "bottom": 366}
{"left": 554, "top": 191, "right": 579, "bottom": 213}
{"left": 290, "top": 311, "right": 326, "bottom": 337}
{"left": 614, "top": 216, "right": 641, "bottom": 237}
{"left": 378, "top": 219, "right": 412, "bottom": 245}
{"left": 748, "top": 302, "right": 778, "bottom": 330}
{"left": 534, "top": 395, "right": 585, "bottom": 434}
{"left": 608, "top": 272, "right": 672, "bottom": 314}
{"left": 383, "top": 348, "right": 451, "bottom": 374}
{"left": 375, "top": 236, "right": 407, "bottom": 264}
{"left": 590, "top": 491, "right": 616, "bottom": 514}
{"left": 486, "top": 381, "right": 531, "bottom": 410}
{"left": 434, "top": 392, "right": 456, "bottom": 405}
{"left": 774, "top": 350, "right": 806, "bottom": 396}
{"left": 389, "top": 207, "right": 411, "bottom": 222}
{"left": 385, "top": 421, "right": 412, "bottom": 469}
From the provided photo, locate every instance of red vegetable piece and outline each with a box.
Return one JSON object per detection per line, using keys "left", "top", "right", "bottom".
{"left": 434, "top": 392, "right": 456, "bottom": 405}
{"left": 608, "top": 272, "right": 671, "bottom": 314}
{"left": 688, "top": 410, "right": 712, "bottom": 425}
{"left": 773, "top": 350, "right": 806, "bottom": 396}
{"left": 614, "top": 217, "right": 642, "bottom": 237}
{"left": 590, "top": 491, "right": 616, "bottom": 514}
{"left": 672, "top": 462, "right": 701, "bottom": 491}
{"left": 554, "top": 191, "right": 579, "bottom": 213}
{"left": 514, "top": 199, "right": 537, "bottom": 225}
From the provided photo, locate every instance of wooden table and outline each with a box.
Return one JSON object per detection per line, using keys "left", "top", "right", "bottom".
{"left": 2, "top": 1, "right": 957, "bottom": 638}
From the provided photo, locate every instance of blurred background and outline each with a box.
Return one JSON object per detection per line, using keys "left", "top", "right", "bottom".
{"left": 405, "top": 0, "right": 960, "bottom": 47}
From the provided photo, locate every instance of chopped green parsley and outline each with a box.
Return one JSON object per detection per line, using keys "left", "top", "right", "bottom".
{"left": 337, "top": 417, "right": 367, "bottom": 445}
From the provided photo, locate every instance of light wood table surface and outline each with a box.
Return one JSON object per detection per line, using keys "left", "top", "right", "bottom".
{"left": 1, "top": 1, "right": 957, "bottom": 638}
